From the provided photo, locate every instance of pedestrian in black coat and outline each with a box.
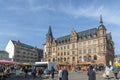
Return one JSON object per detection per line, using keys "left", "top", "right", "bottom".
{"left": 87, "top": 65, "right": 96, "bottom": 80}
{"left": 62, "top": 67, "right": 68, "bottom": 80}
{"left": 50, "top": 66, "right": 55, "bottom": 79}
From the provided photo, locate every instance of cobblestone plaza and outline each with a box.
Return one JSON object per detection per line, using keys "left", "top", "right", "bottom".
{"left": 5, "top": 71, "right": 117, "bottom": 80}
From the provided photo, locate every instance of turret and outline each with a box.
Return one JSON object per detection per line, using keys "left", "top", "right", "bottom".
{"left": 98, "top": 15, "right": 106, "bottom": 36}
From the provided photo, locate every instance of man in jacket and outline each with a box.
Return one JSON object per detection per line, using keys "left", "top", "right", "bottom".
{"left": 62, "top": 67, "right": 68, "bottom": 80}
{"left": 50, "top": 66, "right": 55, "bottom": 79}
{"left": 87, "top": 65, "right": 96, "bottom": 80}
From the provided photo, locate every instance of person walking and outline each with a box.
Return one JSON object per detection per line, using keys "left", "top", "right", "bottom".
{"left": 113, "top": 66, "right": 119, "bottom": 79}
{"left": 44, "top": 67, "right": 49, "bottom": 78}
{"left": 62, "top": 67, "right": 68, "bottom": 80}
{"left": 50, "top": 66, "right": 55, "bottom": 79}
{"left": 105, "top": 66, "right": 111, "bottom": 78}
{"left": 32, "top": 66, "right": 36, "bottom": 79}
{"left": 24, "top": 66, "right": 28, "bottom": 78}
{"left": 87, "top": 65, "right": 96, "bottom": 80}
{"left": 58, "top": 69, "right": 62, "bottom": 80}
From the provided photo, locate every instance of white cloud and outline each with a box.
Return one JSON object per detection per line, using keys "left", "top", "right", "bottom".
{"left": 7, "top": 0, "right": 55, "bottom": 12}
{"left": 58, "top": 4, "right": 120, "bottom": 26}
{"left": 0, "top": 32, "right": 18, "bottom": 37}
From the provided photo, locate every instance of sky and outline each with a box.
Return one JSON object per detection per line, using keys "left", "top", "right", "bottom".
{"left": 0, "top": 0, "right": 120, "bottom": 54}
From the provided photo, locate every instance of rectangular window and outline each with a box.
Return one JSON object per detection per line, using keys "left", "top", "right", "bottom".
{"left": 67, "top": 51, "right": 69, "bottom": 55}
{"left": 94, "top": 48, "right": 96, "bottom": 53}
{"left": 64, "top": 52, "right": 66, "bottom": 55}
{"left": 88, "top": 41, "right": 91, "bottom": 45}
{"left": 61, "top": 47, "right": 62, "bottom": 50}
{"left": 72, "top": 44, "right": 75, "bottom": 49}
{"left": 72, "top": 57, "right": 75, "bottom": 61}
{"left": 79, "top": 50, "right": 82, "bottom": 54}
{"left": 83, "top": 49, "right": 86, "bottom": 53}
{"left": 88, "top": 49, "right": 91, "bottom": 53}
{"left": 72, "top": 51, "right": 75, "bottom": 55}
{"left": 67, "top": 45, "right": 69, "bottom": 49}
{"left": 79, "top": 43, "right": 81, "bottom": 47}
{"left": 58, "top": 47, "right": 59, "bottom": 50}
{"left": 64, "top": 46, "right": 66, "bottom": 49}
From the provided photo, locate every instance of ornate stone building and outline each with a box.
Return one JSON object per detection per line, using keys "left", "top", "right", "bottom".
{"left": 43, "top": 16, "right": 114, "bottom": 70}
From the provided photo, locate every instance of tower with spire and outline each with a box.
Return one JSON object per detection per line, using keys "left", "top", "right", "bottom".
{"left": 46, "top": 26, "right": 53, "bottom": 43}
{"left": 98, "top": 15, "right": 106, "bottom": 37}
{"left": 98, "top": 15, "right": 106, "bottom": 30}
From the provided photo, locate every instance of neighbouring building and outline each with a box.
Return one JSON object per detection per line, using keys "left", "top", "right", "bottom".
{"left": 0, "top": 50, "right": 9, "bottom": 60}
{"left": 114, "top": 55, "right": 120, "bottom": 63}
{"left": 5, "top": 40, "right": 43, "bottom": 63}
{"left": 43, "top": 15, "right": 115, "bottom": 70}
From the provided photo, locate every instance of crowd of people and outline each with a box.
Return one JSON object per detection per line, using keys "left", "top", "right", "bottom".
{"left": 87, "top": 64, "right": 120, "bottom": 80}
{"left": 1, "top": 64, "right": 120, "bottom": 80}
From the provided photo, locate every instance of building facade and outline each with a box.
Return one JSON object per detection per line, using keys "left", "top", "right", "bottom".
{"left": 0, "top": 51, "right": 9, "bottom": 60}
{"left": 5, "top": 40, "right": 43, "bottom": 63}
{"left": 43, "top": 16, "right": 115, "bottom": 70}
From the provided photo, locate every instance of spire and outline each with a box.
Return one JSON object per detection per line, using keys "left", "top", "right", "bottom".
{"left": 72, "top": 27, "right": 75, "bottom": 32}
{"left": 47, "top": 25, "right": 53, "bottom": 38}
{"left": 100, "top": 15, "right": 103, "bottom": 25}
{"left": 98, "top": 15, "right": 106, "bottom": 30}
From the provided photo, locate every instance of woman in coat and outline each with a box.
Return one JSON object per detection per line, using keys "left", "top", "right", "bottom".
{"left": 62, "top": 67, "right": 68, "bottom": 80}
{"left": 87, "top": 65, "right": 96, "bottom": 80}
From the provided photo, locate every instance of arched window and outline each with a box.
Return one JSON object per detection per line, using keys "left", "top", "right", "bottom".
{"left": 64, "top": 58, "right": 66, "bottom": 61}
{"left": 88, "top": 55, "right": 91, "bottom": 61}
{"left": 67, "top": 57, "right": 70, "bottom": 62}
{"left": 94, "top": 55, "right": 97, "bottom": 60}
{"left": 72, "top": 57, "right": 75, "bottom": 61}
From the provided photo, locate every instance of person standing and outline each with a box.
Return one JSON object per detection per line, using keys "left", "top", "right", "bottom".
{"left": 44, "top": 67, "right": 49, "bottom": 78}
{"left": 113, "top": 66, "right": 119, "bottom": 79}
{"left": 105, "top": 66, "right": 110, "bottom": 78}
{"left": 32, "top": 66, "right": 36, "bottom": 79}
{"left": 62, "top": 67, "right": 68, "bottom": 80}
{"left": 24, "top": 66, "right": 28, "bottom": 78}
{"left": 87, "top": 65, "right": 96, "bottom": 80}
{"left": 50, "top": 66, "right": 55, "bottom": 79}
{"left": 58, "top": 69, "right": 62, "bottom": 80}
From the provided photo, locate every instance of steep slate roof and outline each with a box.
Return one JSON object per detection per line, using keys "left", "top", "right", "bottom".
{"left": 0, "top": 51, "right": 9, "bottom": 54}
{"left": 11, "top": 40, "right": 35, "bottom": 49}
{"left": 56, "top": 28, "right": 98, "bottom": 45}
{"left": 106, "top": 33, "right": 113, "bottom": 43}
{"left": 46, "top": 26, "right": 53, "bottom": 38}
